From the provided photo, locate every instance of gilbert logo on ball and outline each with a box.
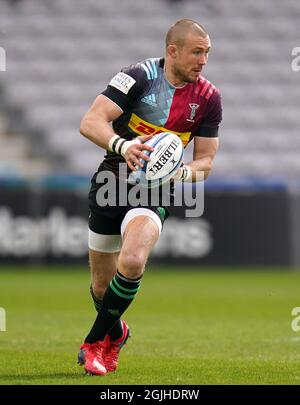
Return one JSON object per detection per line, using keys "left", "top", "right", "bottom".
{"left": 128, "top": 132, "right": 183, "bottom": 188}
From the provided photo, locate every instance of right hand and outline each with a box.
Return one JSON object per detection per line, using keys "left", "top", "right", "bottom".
{"left": 171, "top": 166, "right": 184, "bottom": 181}
{"left": 123, "top": 135, "right": 154, "bottom": 171}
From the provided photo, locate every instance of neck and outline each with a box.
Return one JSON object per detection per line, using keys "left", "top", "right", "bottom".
{"left": 164, "top": 59, "right": 187, "bottom": 88}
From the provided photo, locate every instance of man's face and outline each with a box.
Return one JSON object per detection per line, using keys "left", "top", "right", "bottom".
{"left": 172, "top": 33, "right": 211, "bottom": 83}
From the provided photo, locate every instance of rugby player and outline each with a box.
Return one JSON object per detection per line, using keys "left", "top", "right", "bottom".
{"left": 78, "top": 19, "right": 222, "bottom": 375}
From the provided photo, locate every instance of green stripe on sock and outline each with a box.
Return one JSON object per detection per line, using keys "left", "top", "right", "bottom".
{"left": 109, "top": 281, "right": 137, "bottom": 299}
{"left": 113, "top": 277, "right": 140, "bottom": 294}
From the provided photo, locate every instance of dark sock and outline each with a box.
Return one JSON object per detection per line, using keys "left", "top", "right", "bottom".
{"left": 85, "top": 271, "right": 141, "bottom": 343}
{"left": 89, "top": 285, "right": 123, "bottom": 341}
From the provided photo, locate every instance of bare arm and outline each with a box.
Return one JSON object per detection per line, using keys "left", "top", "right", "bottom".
{"left": 80, "top": 95, "right": 153, "bottom": 170}
{"left": 174, "top": 136, "right": 219, "bottom": 182}
{"left": 188, "top": 136, "right": 219, "bottom": 180}
{"left": 80, "top": 95, "right": 123, "bottom": 149}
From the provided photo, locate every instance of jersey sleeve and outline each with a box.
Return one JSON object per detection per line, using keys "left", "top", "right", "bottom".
{"left": 196, "top": 88, "right": 223, "bottom": 138}
{"left": 101, "top": 64, "right": 149, "bottom": 111}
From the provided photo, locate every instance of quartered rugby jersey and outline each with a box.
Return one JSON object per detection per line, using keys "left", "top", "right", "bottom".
{"left": 100, "top": 57, "right": 222, "bottom": 173}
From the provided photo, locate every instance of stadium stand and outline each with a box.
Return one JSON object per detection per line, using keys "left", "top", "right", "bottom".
{"left": 0, "top": 0, "right": 300, "bottom": 181}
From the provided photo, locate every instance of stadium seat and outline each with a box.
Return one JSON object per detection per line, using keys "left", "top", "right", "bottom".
{"left": 1, "top": 0, "right": 300, "bottom": 179}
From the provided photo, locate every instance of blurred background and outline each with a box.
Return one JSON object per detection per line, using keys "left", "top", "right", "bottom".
{"left": 1, "top": 0, "right": 300, "bottom": 386}
{"left": 0, "top": 0, "right": 300, "bottom": 267}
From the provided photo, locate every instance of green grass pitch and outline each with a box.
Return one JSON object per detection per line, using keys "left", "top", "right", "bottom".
{"left": 0, "top": 266, "right": 300, "bottom": 385}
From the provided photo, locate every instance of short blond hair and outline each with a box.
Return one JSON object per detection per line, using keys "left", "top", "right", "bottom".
{"left": 166, "top": 19, "right": 208, "bottom": 48}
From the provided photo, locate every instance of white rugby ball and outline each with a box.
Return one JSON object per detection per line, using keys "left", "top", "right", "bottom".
{"left": 128, "top": 132, "right": 183, "bottom": 188}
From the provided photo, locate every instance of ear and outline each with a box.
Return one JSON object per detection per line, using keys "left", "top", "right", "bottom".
{"left": 167, "top": 44, "right": 178, "bottom": 59}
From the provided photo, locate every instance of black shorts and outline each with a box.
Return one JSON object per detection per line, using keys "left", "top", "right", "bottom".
{"left": 88, "top": 170, "right": 170, "bottom": 235}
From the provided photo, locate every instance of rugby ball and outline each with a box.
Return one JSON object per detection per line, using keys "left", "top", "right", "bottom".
{"left": 128, "top": 132, "right": 183, "bottom": 188}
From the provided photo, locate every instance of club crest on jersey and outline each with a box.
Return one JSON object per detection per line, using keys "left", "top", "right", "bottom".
{"left": 187, "top": 103, "right": 199, "bottom": 122}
